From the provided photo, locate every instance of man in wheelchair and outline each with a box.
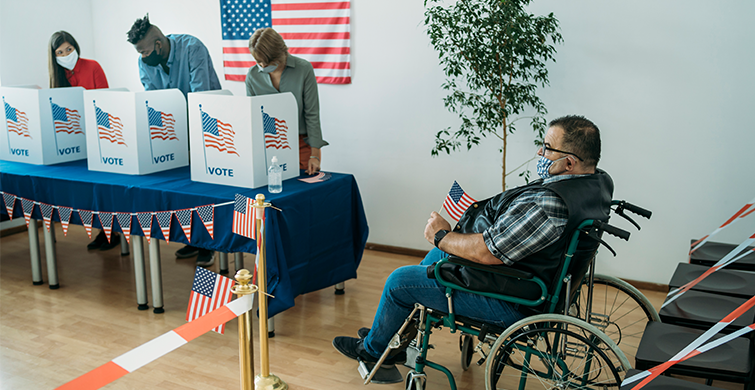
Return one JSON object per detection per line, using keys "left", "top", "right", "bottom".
{"left": 333, "top": 115, "right": 614, "bottom": 377}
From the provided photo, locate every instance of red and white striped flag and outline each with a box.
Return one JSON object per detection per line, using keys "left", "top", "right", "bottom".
{"left": 233, "top": 194, "right": 256, "bottom": 239}
{"left": 186, "top": 267, "right": 236, "bottom": 334}
{"left": 442, "top": 181, "right": 477, "bottom": 222}
{"left": 220, "top": 0, "right": 351, "bottom": 84}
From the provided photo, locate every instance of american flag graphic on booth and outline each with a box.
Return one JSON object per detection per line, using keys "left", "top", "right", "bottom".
{"left": 442, "top": 181, "right": 478, "bottom": 222}
{"left": 50, "top": 98, "right": 82, "bottom": 135}
{"left": 262, "top": 106, "right": 290, "bottom": 149}
{"left": 94, "top": 101, "right": 127, "bottom": 146}
{"left": 146, "top": 102, "right": 177, "bottom": 141}
{"left": 186, "top": 266, "right": 235, "bottom": 334}
{"left": 200, "top": 105, "right": 239, "bottom": 155}
{"left": 219, "top": 0, "right": 351, "bottom": 84}
{"left": 3, "top": 97, "right": 31, "bottom": 138}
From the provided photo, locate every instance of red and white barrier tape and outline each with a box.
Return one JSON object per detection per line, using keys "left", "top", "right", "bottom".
{"left": 690, "top": 196, "right": 755, "bottom": 254}
{"left": 56, "top": 294, "right": 253, "bottom": 390}
{"left": 622, "top": 295, "right": 755, "bottom": 389}
{"left": 664, "top": 232, "right": 755, "bottom": 309}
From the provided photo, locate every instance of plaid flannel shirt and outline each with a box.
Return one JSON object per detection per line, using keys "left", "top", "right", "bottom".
{"left": 482, "top": 174, "right": 589, "bottom": 265}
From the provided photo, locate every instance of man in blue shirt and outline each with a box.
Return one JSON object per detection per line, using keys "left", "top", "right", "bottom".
{"left": 127, "top": 15, "right": 221, "bottom": 266}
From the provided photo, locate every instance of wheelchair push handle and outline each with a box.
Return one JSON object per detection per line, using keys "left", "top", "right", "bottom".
{"left": 623, "top": 202, "right": 652, "bottom": 219}
{"left": 596, "top": 220, "right": 630, "bottom": 241}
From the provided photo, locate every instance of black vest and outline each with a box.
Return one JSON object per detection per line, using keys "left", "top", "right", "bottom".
{"left": 443, "top": 170, "right": 614, "bottom": 305}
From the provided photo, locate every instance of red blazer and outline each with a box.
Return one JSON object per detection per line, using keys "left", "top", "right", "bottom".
{"left": 64, "top": 58, "right": 109, "bottom": 90}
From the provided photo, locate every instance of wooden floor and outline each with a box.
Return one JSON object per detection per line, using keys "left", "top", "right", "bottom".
{"left": 0, "top": 223, "right": 741, "bottom": 389}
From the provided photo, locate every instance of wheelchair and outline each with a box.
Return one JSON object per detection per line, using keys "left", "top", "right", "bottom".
{"left": 361, "top": 200, "right": 656, "bottom": 389}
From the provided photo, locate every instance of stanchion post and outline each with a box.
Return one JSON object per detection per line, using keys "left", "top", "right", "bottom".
{"left": 232, "top": 269, "right": 257, "bottom": 390}
{"left": 253, "top": 194, "right": 287, "bottom": 390}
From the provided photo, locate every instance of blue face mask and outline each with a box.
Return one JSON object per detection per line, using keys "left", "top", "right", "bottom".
{"left": 536, "top": 155, "right": 567, "bottom": 179}
{"left": 258, "top": 63, "right": 277, "bottom": 73}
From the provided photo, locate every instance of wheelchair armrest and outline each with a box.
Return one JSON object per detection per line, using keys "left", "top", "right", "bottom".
{"left": 446, "top": 255, "right": 534, "bottom": 280}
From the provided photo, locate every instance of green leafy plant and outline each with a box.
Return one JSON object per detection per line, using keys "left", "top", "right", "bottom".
{"left": 424, "top": 0, "right": 562, "bottom": 189}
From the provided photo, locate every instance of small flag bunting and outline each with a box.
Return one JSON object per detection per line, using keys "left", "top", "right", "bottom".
{"left": 58, "top": 206, "right": 72, "bottom": 236}
{"left": 175, "top": 209, "right": 193, "bottom": 243}
{"left": 3, "top": 193, "right": 15, "bottom": 219}
{"left": 21, "top": 198, "right": 36, "bottom": 228}
{"left": 196, "top": 205, "right": 215, "bottom": 240}
{"left": 98, "top": 212, "right": 114, "bottom": 243}
{"left": 137, "top": 212, "right": 154, "bottom": 243}
{"left": 39, "top": 202, "right": 54, "bottom": 231}
{"left": 116, "top": 213, "right": 132, "bottom": 244}
{"left": 232, "top": 194, "right": 255, "bottom": 240}
{"left": 156, "top": 211, "right": 173, "bottom": 243}
{"left": 78, "top": 209, "right": 94, "bottom": 239}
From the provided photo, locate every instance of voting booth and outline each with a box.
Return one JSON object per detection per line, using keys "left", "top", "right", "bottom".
{"left": 187, "top": 90, "right": 299, "bottom": 188}
{"left": 1, "top": 85, "right": 87, "bottom": 165}
{"left": 82, "top": 88, "right": 189, "bottom": 175}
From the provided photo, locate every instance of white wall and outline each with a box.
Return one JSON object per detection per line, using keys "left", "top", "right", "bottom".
{"left": 3, "top": 0, "right": 754, "bottom": 284}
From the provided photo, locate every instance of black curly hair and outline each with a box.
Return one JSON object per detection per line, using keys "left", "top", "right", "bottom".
{"left": 127, "top": 14, "right": 152, "bottom": 44}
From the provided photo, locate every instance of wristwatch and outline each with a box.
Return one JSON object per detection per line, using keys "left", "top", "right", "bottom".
{"left": 434, "top": 229, "right": 450, "bottom": 248}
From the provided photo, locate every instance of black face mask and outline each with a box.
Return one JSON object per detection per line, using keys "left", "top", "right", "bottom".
{"left": 142, "top": 42, "right": 162, "bottom": 67}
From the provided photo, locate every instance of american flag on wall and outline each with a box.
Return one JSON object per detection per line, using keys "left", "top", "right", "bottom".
{"left": 219, "top": 0, "right": 351, "bottom": 84}
{"left": 50, "top": 99, "right": 82, "bottom": 135}
{"left": 3, "top": 97, "right": 31, "bottom": 138}
{"left": 443, "top": 181, "right": 477, "bottom": 222}
{"left": 186, "top": 266, "right": 235, "bottom": 334}
{"left": 262, "top": 106, "right": 290, "bottom": 149}
{"left": 94, "top": 102, "right": 127, "bottom": 146}
{"left": 200, "top": 106, "right": 239, "bottom": 155}
{"left": 147, "top": 102, "right": 177, "bottom": 141}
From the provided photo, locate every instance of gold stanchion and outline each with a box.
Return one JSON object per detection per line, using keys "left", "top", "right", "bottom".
{"left": 232, "top": 269, "right": 258, "bottom": 390}
{"left": 253, "top": 194, "right": 288, "bottom": 390}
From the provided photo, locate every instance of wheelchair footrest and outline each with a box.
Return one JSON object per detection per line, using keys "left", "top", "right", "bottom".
{"left": 357, "top": 359, "right": 403, "bottom": 384}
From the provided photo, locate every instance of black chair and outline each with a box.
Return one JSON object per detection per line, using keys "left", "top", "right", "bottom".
{"left": 621, "top": 368, "right": 728, "bottom": 390}
{"left": 635, "top": 319, "right": 754, "bottom": 389}
{"left": 669, "top": 262, "right": 755, "bottom": 299}
{"left": 689, "top": 239, "right": 755, "bottom": 271}
{"left": 658, "top": 289, "right": 755, "bottom": 335}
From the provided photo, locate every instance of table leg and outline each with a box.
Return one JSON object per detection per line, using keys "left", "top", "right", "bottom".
{"left": 120, "top": 233, "right": 130, "bottom": 256}
{"left": 219, "top": 252, "right": 229, "bottom": 275}
{"left": 132, "top": 236, "right": 149, "bottom": 310}
{"left": 234, "top": 252, "right": 244, "bottom": 272}
{"left": 43, "top": 221, "right": 59, "bottom": 289}
{"left": 335, "top": 282, "right": 345, "bottom": 295}
{"left": 149, "top": 239, "right": 164, "bottom": 313}
{"left": 28, "top": 219, "right": 43, "bottom": 285}
{"left": 268, "top": 316, "right": 275, "bottom": 338}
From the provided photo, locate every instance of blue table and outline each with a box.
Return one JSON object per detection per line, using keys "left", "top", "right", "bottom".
{"left": 0, "top": 160, "right": 369, "bottom": 316}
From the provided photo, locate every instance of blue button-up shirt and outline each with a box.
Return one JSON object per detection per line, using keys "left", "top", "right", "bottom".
{"left": 138, "top": 34, "right": 221, "bottom": 97}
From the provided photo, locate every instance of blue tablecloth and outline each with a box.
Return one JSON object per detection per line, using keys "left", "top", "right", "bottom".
{"left": 0, "top": 160, "right": 369, "bottom": 316}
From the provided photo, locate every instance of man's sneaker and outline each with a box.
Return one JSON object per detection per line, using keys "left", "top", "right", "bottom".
{"left": 196, "top": 250, "right": 215, "bottom": 267}
{"left": 99, "top": 233, "right": 121, "bottom": 251}
{"left": 332, "top": 336, "right": 406, "bottom": 365}
{"left": 358, "top": 327, "right": 370, "bottom": 339}
{"left": 175, "top": 245, "right": 199, "bottom": 258}
{"left": 87, "top": 231, "right": 108, "bottom": 250}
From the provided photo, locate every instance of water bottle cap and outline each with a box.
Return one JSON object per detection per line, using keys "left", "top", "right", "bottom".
{"left": 271, "top": 156, "right": 278, "bottom": 163}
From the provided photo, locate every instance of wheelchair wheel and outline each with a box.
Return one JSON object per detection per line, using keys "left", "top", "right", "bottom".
{"left": 575, "top": 274, "right": 660, "bottom": 364}
{"left": 485, "top": 314, "right": 630, "bottom": 390}
{"left": 460, "top": 334, "right": 474, "bottom": 371}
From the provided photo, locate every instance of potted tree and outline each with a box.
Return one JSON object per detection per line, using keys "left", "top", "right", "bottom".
{"left": 424, "top": 0, "right": 562, "bottom": 189}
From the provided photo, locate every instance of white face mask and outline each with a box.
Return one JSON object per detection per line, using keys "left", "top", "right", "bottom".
{"left": 56, "top": 49, "right": 79, "bottom": 70}
{"left": 258, "top": 63, "right": 277, "bottom": 73}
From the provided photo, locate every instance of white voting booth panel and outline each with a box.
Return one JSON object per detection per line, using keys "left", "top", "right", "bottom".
{"left": 1, "top": 85, "right": 87, "bottom": 165}
{"left": 82, "top": 89, "right": 188, "bottom": 175}
{"left": 188, "top": 91, "right": 299, "bottom": 188}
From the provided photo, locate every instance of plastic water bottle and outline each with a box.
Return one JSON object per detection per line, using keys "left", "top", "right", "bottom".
{"left": 268, "top": 156, "right": 282, "bottom": 193}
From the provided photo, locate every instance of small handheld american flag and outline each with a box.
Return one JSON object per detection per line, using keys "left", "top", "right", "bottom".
{"left": 186, "top": 267, "right": 235, "bottom": 334}
{"left": 442, "top": 181, "right": 477, "bottom": 222}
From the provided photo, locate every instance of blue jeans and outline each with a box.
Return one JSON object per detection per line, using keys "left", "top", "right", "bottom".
{"left": 362, "top": 248, "right": 526, "bottom": 357}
